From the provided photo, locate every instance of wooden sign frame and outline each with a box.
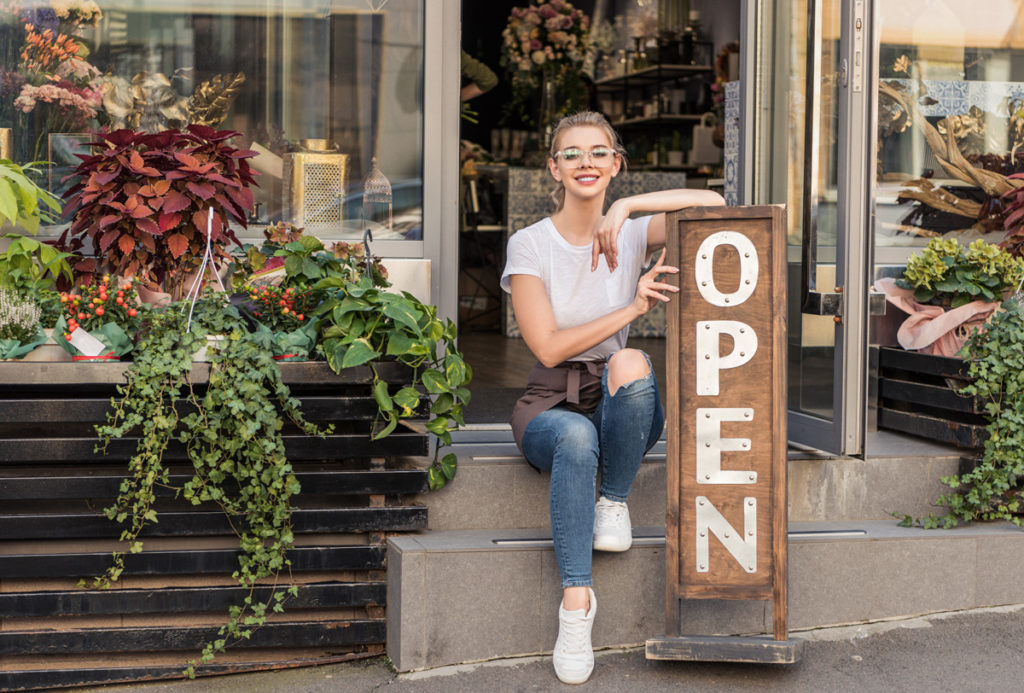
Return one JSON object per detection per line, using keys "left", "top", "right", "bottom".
{"left": 646, "top": 205, "right": 802, "bottom": 663}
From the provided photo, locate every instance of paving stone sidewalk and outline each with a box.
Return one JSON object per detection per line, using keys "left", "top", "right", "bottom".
{"left": 73, "top": 605, "right": 1024, "bottom": 693}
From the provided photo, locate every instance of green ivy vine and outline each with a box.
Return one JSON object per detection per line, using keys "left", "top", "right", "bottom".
{"left": 85, "top": 293, "right": 331, "bottom": 675}
{"left": 897, "top": 300, "right": 1024, "bottom": 529}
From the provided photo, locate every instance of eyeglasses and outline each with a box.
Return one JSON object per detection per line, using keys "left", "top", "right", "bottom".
{"left": 553, "top": 146, "right": 618, "bottom": 168}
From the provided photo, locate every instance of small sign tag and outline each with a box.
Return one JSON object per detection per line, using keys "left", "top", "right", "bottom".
{"left": 68, "top": 326, "right": 107, "bottom": 356}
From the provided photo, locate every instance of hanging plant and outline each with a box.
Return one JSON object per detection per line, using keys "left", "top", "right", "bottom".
{"left": 897, "top": 300, "right": 1024, "bottom": 529}
{"left": 83, "top": 293, "right": 331, "bottom": 675}
{"left": 59, "top": 125, "right": 257, "bottom": 298}
{"left": 313, "top": 275, "right": 472, "bottom": 490}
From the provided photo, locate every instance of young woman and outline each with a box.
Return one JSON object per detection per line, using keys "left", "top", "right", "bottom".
{"left": 500, "top": 111, "right": 725, "bottom": 684}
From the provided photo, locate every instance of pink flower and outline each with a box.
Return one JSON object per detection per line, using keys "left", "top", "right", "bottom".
{"left": 538, "top": 4, "right": 558, "bottom": 19}
{"left": 549, "top": 0, "right": 566, "bottom": 10}
{"left": 531, "top": 50, "right": 546, "bottom": 65}
{"left": 545, "top": 16, "right": 562, "bottom": 30}
{"left": 530, "top": 39, "right": 542, "bottom": 50}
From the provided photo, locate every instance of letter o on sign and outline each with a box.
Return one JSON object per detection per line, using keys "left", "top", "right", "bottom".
{"left": 694, "top": 231, "right": 759, "bottom": 307}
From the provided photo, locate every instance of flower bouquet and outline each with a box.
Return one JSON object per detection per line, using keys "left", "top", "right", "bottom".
{"left": 500, "top": 0, "right": 590, "bottom": 128}
{"left": 0, "top": 290, "right": 46, "bottom": 360}
{"left": 55, "top": 276, "right": 141, "bottom": 360}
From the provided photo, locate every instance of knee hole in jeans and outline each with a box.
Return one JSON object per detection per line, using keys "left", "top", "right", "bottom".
{"left": 607, "top": 348, "right": 652, "bottom": 396}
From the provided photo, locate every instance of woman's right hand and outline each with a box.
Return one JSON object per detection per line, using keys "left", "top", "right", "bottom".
{"left": 633, "top": 249, "right": 679, "bottom": 315}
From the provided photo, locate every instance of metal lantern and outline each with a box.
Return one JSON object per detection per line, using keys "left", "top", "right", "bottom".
{"left": 362, "top": 157, "right": 393, "bottom": 232}
{"left": 283, "top": 139, "right": 348, "bottom": 234}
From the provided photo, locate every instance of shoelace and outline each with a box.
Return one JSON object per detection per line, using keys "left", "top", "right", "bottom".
{"left": 558, "top": 612, "right": 592, "bottom": 654}
{"left": 596, "top": 500, "right": 627, "bottom": 527}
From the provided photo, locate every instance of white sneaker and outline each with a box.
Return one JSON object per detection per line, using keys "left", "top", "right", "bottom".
{"left": 593, "top": 496, "right": 632, "bottom": 552}
{"left": 553, "top": 587, "right": 596, "bottom": 684}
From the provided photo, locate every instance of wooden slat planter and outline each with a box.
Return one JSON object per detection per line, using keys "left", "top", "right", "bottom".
{"left": 0, "top": 361, "right": 429, "bottom": 691}
{"left": 876, "top": 347, "right": 987, "bottom": 449}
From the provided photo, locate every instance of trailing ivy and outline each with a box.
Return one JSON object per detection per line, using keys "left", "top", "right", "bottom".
{"left": 85, "top": 293, "right": 331, "bottom": 676}
{"left": 897, "top": 300, "right": 1024, "bottom": 529}
{"left": 314, "top": 275, "right": 472, "bottom": 490}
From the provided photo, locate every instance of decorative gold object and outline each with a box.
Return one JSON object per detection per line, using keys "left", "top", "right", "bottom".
{"left": 363, "top": 157, "right": 392, "bottom": 232}
{"left": 188, "top": 72, "right": 246, "bottom": 127}
{"left": 283, "top": 140, "right": 349, "bottom": 234}
{"left": 100, "top": 70, "right": 245, "bottom": 131}
{"left": 0, "top": 128, "right": 11, "bottom": 160}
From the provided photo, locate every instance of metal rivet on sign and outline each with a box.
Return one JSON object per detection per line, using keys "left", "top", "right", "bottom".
{"left": 748, "top": 565, "right": 755, "bottom": 571}
{"left": 748, "top": 531, "right": 755, "bottom": 536}
{"left": 705, "top": 354, "right": 710, "bottom": 359}
{"left": 705, "top": 412, "right": 711, "bottom": 418}
{"left": 701, "top": 254, "right": 707, "bottom": 259}
{"left": 744, "top": 412, "right": 751, "bottom": 418}
{"left": 724, "top": 297, "right": 730, "bottom": 303}
{"left": 705, "top": 323, "right": 711, "bottom": 329}
{"left": 745, "top": 279, "right": 751, "bottom": 285}
{"left": 705, "top": 442, "right": 711, "bottom": 448}
{"left": 699, "top": 531, "right": 706, "bottom": 538}
{"left": 724, "top": 532, "right": 730, "bottom": 538}
{"left": 739, "top": 352, "right": 745, "bottom": 357}
{"left": 742, "top": 442, "right": 749, "bottom": 448}
{"left": 698, "top": 499, "right": 705, "bottom": 506}
{"left": 705, "top": 474, "right": 711, "bottom": 480}
{"left": 699, "top": 564, "right": 706, "bottom": 570}
{"left": 748, "top": 474, "right": 756, "bottom": 481}
{"left": 747, "top": 499, "right": 755, "bottom": 506}
{"left": 739, "top": 328, "right": 745, "bottom": 333}
{"left": 744, "top": 253, "right": 750, "bottom": 258}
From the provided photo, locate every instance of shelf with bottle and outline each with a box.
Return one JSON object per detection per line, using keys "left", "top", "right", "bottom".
{"left": 612, "top": 113, "right": 707, "bottom": 128}
{"left": 594, "top": 63, "right": 713, "bottom": 91}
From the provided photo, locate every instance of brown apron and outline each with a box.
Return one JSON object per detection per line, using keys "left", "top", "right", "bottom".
{"left": 510, "top": 359, "right": 606, "bottom": 467}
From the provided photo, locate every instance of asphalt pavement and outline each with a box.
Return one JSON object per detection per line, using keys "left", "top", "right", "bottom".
{"left": 72, "top": 604, "right": 1024, "bottom": 693}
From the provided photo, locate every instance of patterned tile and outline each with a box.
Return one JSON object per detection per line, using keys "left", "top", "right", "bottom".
{"left": 724, "top": 80, "right": 740, "bottom": 207}
{"left": 887, "top": 78, "right": 1024, "bottom": 117}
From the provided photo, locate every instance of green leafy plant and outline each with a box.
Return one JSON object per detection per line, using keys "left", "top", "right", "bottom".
{"left": 0, "top": 233, "right": 74, "bottom": 294}
{"left": 897, "top": 237, "right": 1024, "bottom": 307}
{"left": 55, "top": 276, "right": 141, "bottom": 358}
{"left": 313, "top": 275, "right": 471, "bottom": 490}
{"left": 0, "top": 159, "right": 61, "bottom": 234}
{"left": 897, "top": 300, "right": 1024, "bottom": 529}
{"left": 83, "top": 294, "right": 331, "bottom": 674}
{"left": 60, "top": 126, "right": 257, "bottom": 299}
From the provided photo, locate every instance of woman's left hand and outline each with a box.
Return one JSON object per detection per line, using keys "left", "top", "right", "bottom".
{"left": 591, "top": 201, "right": 630, "bottom": 272}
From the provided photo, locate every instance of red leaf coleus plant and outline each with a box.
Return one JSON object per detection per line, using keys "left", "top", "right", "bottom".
{"left": 59, "top": 125, "right": 258, "bottom": 298}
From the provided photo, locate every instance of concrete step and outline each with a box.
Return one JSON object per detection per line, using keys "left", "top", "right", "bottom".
{"left": 420, "top": 448, "right": 963, "bottom": 532}
{"left": 386, "top": 520, "right": 1024, "bottom": 671}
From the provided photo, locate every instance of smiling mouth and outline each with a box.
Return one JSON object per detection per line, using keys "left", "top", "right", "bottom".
{"left": 575, "top": 175, "right": 599, "bottom": 183}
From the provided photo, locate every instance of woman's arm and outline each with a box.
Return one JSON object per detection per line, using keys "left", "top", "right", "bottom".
{"left": 591, "top": 189, "right": 726, "bottom": 271}
{"left": 511, "top": 250, "right": 678, "bottom": 367}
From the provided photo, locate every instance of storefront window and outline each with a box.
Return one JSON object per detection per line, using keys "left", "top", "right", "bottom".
{"left": 1, "top": 0, "right": 424, "bottom": 241}
{"left": 876, "top": 0, "right": 1024, "bottom": 251}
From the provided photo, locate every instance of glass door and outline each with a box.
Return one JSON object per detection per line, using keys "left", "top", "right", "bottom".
{"left": 758, "top": 0, "right": 872, "bottom": 455}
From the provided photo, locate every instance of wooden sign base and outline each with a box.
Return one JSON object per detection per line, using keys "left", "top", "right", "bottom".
{"left": 646, "top": 634, "right": 804, "bottom": 664}
{"left": 647, "top": 206, "right": 801, "bottom": 666}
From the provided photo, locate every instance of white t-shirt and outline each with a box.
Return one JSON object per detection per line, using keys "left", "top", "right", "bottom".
{"left": 500, "top": 215, "right": 653, "bottom": 362}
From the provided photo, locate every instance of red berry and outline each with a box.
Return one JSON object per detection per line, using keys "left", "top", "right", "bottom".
{"left": 117, "top": 290, "right": 124, "bottom": 297}
{"left": 95, "top": 307, "right": 105, "bottom": 316}
{"left": 282, "top": 307, "right": 289, "bottom": 314}
{"left": 297, "top": 314, "right": 304, "bottom": 321}
{"left": 116, "top": 297, "right": 124, "bottom": 305}
{"left": 65, "top": 334, "right": 72, "bottom": 341}
{"left": 77, "top": 312, "right": 85, "bottom": 320}
{"left": 128, "top": 308, "right": 137, "bottom": 317}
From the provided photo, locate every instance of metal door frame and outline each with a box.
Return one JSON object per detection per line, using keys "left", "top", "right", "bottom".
{"left": 747, "top": 0, "right": 874, "bottom": 456}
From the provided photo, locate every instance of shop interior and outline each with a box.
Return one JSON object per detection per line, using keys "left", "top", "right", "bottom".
{"left": 456, "top": 0, "right": 741, "bottom": 423}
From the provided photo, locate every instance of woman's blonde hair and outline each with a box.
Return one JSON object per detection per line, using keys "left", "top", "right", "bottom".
{"left": 548, "top": 111, "right": 628, "bottom": 211}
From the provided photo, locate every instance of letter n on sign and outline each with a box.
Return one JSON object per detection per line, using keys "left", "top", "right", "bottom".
{"left": 646, "top": 205, "right": 803, "bottom": 664}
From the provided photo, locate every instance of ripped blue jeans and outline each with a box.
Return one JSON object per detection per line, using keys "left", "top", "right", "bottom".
{"left": 521, "top": 352, "right": 663, "bottom": 588}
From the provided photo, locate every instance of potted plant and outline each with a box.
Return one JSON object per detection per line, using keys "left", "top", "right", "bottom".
{"left": 0, "top": 233, "right": 75, "bottom": 360}
{"left": 0, "top": 159, "right": 61, "bottom": 234}
{"left": 59, "top": 125, "right": 257, "bottom": 300}
{"left": 876, "top": 237, "right": 1024, "bottom": 357}
{"left": 54, "top": 275, "right": 141, "bottom": 360}
{"left": 0, "top": 289, "right": 46, "bottom": 360}
{"left": 313, "top": 274, "right": 472, "bottom": 490}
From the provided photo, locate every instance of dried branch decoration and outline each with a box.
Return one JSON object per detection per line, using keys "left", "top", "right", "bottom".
{"left": 188, "top": 73, "right": 246, "bottom": 127}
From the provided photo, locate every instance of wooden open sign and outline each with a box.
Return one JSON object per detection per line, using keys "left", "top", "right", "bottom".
{"left": 646, "top": 205, "right": 803, "bottom": 663}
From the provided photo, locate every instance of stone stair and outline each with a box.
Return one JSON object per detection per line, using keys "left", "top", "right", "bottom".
{"left": 386, "top": 429, "right": 1024, "bottom": 672}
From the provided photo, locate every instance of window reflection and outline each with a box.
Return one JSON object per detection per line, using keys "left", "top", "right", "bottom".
{"left": 876, "top": 0, "right": 1024, "bottom": 249}
{"left": 1, "top": 1, "right": 424, "bottom": 240}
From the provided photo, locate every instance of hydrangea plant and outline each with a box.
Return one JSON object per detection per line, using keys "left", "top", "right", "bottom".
{"left": 897, "top": 237, "right": 1024, "bottom": 308}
